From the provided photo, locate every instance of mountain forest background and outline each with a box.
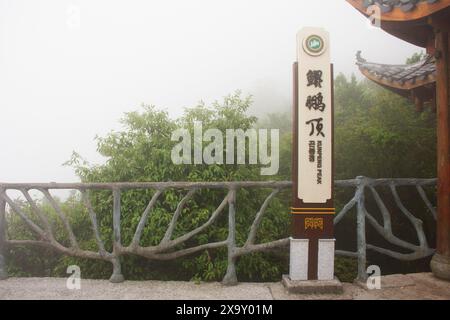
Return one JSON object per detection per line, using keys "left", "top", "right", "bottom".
{"left": 5, "top": 53, "right": 438, "bottom": 283}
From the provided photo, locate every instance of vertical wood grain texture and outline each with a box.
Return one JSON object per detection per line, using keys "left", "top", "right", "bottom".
{"left": 436, "top": 30, "right": 450, "bottom": 256}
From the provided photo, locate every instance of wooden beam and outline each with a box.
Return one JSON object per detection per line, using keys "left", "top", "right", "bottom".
{"left": 428, "top": 11, "right": 450, "bottom": 33}
{"left": 381, "top": 20, "right": 432, "bottom": 48}
{"left": 414, "top": 93, "right": 424, "bottom": 113}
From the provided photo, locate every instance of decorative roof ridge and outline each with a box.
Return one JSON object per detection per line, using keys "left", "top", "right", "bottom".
{"left": 355, "top": 51, "right": 436, "bottom": 89}
{"left": 346, "top": 0, "right": 450, "bottom": 23}
{"left": 362, "top": 0, "right": 440, "bottom": 13}
{"left": 356, "top": 51, "right": 433, "bottom": 69}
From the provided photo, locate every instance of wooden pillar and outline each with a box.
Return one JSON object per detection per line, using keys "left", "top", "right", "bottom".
{"left": 431, "top": 28, "right": 450, "bottom": 281}
{"left": 431, "top": 93, "right": 437, "bottom": 114}
{"left": 413, "top": 93, "right": 424, "bottom": 113}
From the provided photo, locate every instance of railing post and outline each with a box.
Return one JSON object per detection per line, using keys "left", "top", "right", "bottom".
{"left": 355, "top": 176, "right": 367, "bottom": 282}
{"left": 0, "top": 188, "right": 8, "bottom": 280}
{"left": 109, "top": 188, "right": 124, "bottom": 283}
{"left": 222, "top": 188, "right": 237, "bottom": 286}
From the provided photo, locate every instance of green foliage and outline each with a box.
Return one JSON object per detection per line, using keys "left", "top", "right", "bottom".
{"left": 406, "top": 52, "right": 425, "bottom": 65}
{"left": 7, "top": 91, "right": 288, "bottom": 282}
{"left": 334, "top": 74, "right": 436, "bottom": 179}
{"left": 334, "top": 257, "right": 358, "bottom": 283}
{"left": 6, "top": 194, "right": 97, "bottom": 278}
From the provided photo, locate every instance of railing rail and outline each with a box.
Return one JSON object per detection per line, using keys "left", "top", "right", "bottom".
{"left": 0, "top": 177, "right": 437, "bottom": 284}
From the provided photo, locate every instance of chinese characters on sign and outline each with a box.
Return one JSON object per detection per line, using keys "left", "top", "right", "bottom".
{"left": 306, "top": 117, "right": 325, "bottom": 137}
{"left": 306, "top": 70, "right": 323, "bottom": 88}
{"left": 305, "top": 69, "right": 325, "bottom": 171}
{"left": 305, "top": 70, "right": 326, "bottom": 185}
{"left": 304, "top": 218, "right": 324, "bottom": 231}
{"left": 306, "top": 92, "right": 326, "bottom": 112}
{"left": 297, "top": 30, "right": 332, "bottom": 204}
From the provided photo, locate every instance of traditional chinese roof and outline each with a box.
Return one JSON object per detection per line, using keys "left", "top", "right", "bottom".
{"left": 356, "top": 51, "right": 436, "bottom": 89}
{"left": 356, "top": 51, "right": 436, "bottom": 109}
{"left": 347, "top": 0, "right": 450, "bottom": 20}
{"left": 346, "top": 0, "right": 450, "bottom": 48}
{"left": 367, "top": 0, "right": 440, "bottom": 13}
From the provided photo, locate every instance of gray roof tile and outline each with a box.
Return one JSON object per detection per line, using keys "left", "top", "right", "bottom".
{"left": 363, "top": 0, "right": 440, "bottom": 13}
{"left": 356, "top": 51, "right": 436, "bottom": 87}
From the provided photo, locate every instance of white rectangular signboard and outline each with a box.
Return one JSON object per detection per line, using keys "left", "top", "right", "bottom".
{"left": 297, "top": 27, "right": 332, "bottom": 204}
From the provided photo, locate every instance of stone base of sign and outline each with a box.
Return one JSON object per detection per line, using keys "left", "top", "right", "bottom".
{"left": 431, "top": 253, "right": 450, "bottom": 281}
{"left": 289, "top": 238, "right": 309, "bottom": 281}
{"left": 318, "top": 239, "right": 335, "bottom": 281}
{"left": 289, "top": 238, "right": 336, "bottom": 281}
{"left": 282, "top": 275, "right": 343, "bottom": 295}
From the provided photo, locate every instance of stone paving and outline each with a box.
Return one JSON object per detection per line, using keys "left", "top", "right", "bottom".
{"left": 0, "top": 273, "right": 448, "bottom": 300}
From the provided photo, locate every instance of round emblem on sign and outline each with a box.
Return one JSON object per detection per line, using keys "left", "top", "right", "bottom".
{"left": 303, "top": 34, "right": 325, "bottom": 56}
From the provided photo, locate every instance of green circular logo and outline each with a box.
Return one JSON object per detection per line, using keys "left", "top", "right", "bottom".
{"left": 304, "top": 35, "right": 325, "bottom": 56}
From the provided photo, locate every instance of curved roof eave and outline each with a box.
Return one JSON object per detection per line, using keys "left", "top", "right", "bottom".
{"left": 346, "top": 0, "right": 450, "bottom": 22}
{"left": 356, "top": 51, "right": 437, "bottom": 91}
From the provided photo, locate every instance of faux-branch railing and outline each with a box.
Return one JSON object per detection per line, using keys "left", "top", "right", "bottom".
{"left": 0, "top": 177, "right": 437, "bottom": 284}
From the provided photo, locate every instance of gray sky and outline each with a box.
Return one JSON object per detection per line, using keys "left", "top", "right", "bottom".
{"left": 0, "top": 0, "right": 421, "bottom": 183}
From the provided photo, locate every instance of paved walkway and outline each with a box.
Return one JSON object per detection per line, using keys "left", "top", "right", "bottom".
{"left": 0, "top": 273, "right": 449, "bottom": 300}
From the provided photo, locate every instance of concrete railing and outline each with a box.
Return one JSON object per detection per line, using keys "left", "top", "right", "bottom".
{"left": 0, "top": 177, "right": 437, "bottom": 284}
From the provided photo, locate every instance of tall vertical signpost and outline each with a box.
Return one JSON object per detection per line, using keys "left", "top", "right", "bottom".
{"left": 284, "top": 27, "right": 341, "bottom": 293}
